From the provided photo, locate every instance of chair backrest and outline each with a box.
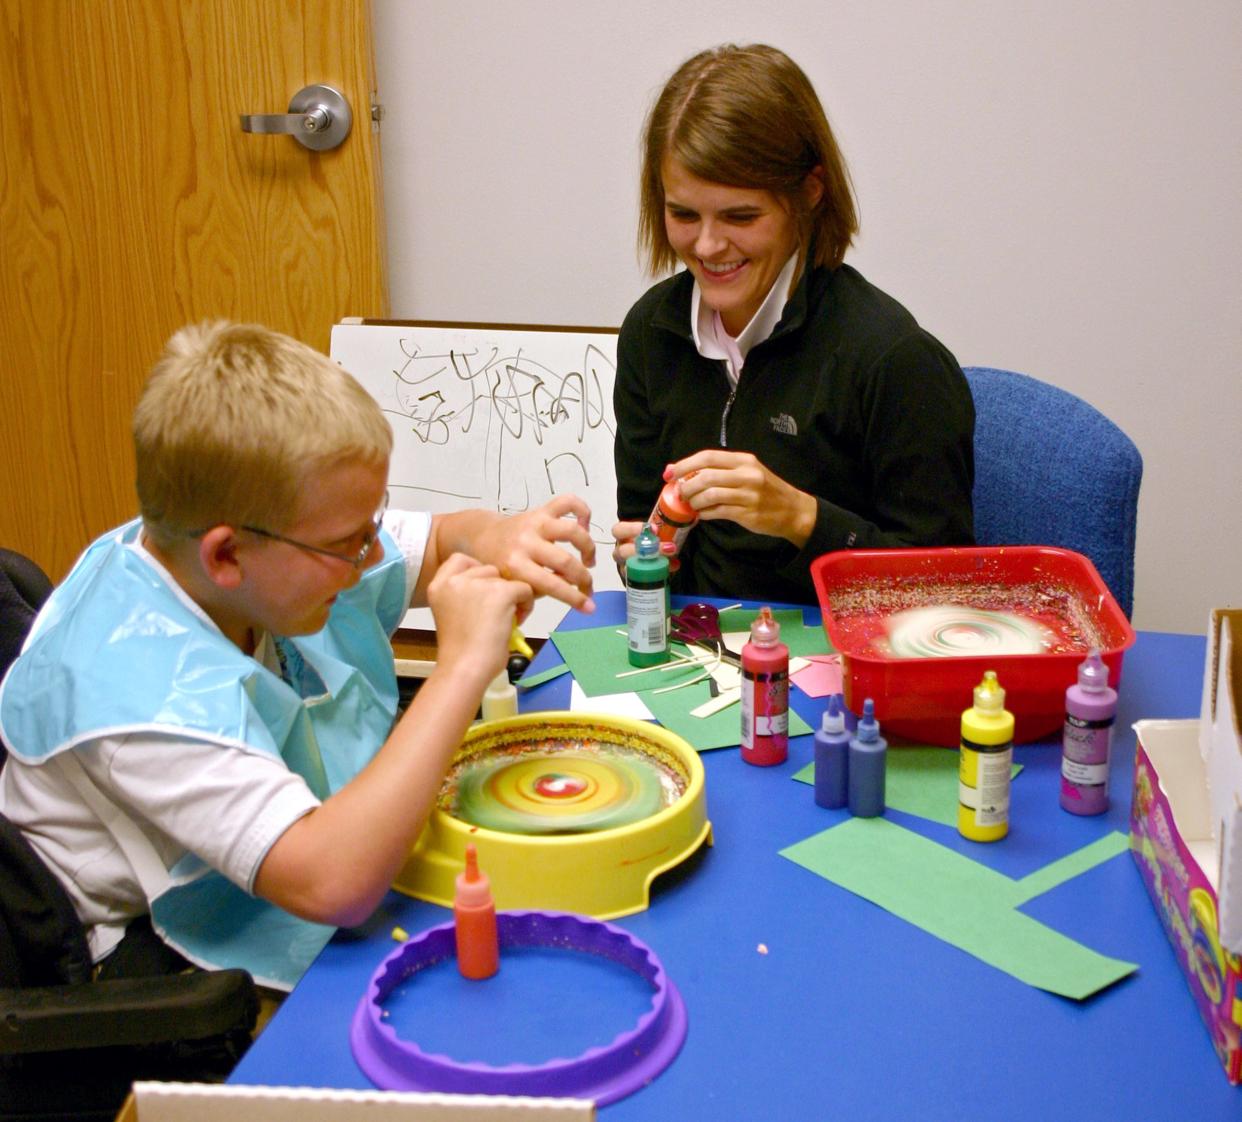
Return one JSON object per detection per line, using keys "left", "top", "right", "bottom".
{"left": 1, "top": 550, "right": 54, "bottom": 770}
{"left": 0, "top": 549, "right": 52, "bottom": 683}
{"left": 962, "top": 367, "right": 1142, "bottom": 618}
{"left": 0, "top": 813, "right": 93, "bottom": 988}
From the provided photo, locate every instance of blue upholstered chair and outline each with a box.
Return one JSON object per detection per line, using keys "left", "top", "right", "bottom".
{"left": 962, "top": 367, "right": 1142, "bottom": 618}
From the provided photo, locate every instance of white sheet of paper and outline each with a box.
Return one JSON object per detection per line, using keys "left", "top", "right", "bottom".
{"left": 569, "top": 679, "right": 655, "bottom": 720}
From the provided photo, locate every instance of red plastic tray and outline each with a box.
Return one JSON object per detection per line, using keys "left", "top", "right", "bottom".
{"left": 810, "top": 546, "right": 1137, "bottom": 746}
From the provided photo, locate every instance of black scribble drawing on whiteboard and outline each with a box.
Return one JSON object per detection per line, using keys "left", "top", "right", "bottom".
{"left": 377, "top": 336, "right": 617, "bottom": 544}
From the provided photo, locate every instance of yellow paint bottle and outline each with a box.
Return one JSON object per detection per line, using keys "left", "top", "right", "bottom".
{"left": 958, "top": 670, "right": 1014, "bottom": 842}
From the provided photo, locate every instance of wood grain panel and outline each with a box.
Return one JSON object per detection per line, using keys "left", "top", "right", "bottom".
{"left": 0, "top": 0, "right": 386, "bottom": 582}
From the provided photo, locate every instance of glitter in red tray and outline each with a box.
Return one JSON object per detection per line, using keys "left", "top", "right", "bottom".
{"left": 827, "top": 578, "right": 1105, "bottom": 659}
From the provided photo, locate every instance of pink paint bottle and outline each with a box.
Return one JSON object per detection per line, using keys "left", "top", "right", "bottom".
{"left": 1060, "top": 648, "right": 1117, "bottom": 815}
{"left": 740, "top": 606, "right": 789, "bottom": 767}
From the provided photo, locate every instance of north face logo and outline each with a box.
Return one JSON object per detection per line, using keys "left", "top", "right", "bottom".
{"left": 770, "top": 413, "right": 798, "bottom": 436}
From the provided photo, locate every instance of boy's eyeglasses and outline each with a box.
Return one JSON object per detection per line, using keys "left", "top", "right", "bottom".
{"left": 239, "top": 491, "right": 389, "bottom": 569}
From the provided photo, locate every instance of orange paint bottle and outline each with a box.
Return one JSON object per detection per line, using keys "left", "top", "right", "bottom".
{"left": 648, "top": 477, "right": 698, "bottom": 571}
{"left": 454, "top": 843, "right": 499, "bottom": 979}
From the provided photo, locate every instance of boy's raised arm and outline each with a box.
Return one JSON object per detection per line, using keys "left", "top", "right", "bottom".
{"left": 415, "top": 494, "right": 596, "bottom": 614}
{"left": 253, "top": 553, "right": 527, "bottom": 926}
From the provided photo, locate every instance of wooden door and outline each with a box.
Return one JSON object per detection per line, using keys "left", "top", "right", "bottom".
{"left": 0, "top": 0, "right": 387, "bottom": 582}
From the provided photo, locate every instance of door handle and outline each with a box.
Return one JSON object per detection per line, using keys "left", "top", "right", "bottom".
{"left": 240, "top": 84, "right": 352, "bottom": 151}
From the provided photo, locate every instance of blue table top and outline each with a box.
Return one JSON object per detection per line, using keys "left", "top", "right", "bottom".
{"left": 233, "top": 593, "right": 1239, "bottom": 1119}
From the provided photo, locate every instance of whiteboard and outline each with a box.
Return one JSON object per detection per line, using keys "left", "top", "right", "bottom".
{"left": 330, "top": 320, "right": 621, "bottom": 635}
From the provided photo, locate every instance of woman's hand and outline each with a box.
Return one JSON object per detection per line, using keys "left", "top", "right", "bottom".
{"left": 671, "top": 451, "right": 817, "bottom": 547}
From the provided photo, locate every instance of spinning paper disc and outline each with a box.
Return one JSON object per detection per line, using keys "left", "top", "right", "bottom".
{"left": 886, "top": 605, "right": 1052, "bottom": 659}
{"left": 453, "top": 749, "right": 665, "bottom": 835}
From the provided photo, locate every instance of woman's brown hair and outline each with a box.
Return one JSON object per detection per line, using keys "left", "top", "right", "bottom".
{"left": 639, "top": 44, "right": 858, "bottom": 275}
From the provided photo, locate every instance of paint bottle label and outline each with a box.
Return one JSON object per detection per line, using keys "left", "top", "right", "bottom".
{"left": 958, "top": 672, "right": 1014, "bottom": 841}
{"left": 959, "top": 740, "right": 1012, "bottom": 827}
{"left": 627, "top": 585, "right": 667, "bottom": 655}
{"left": 741, "top": 607, "right": 789, "bottom": 767}
{"left": 648, "top": 480, "right": 699, "bottom": 569}
{"left": 1060, "top": 713, "right": 1114, "bottom": 811}
{"left": 625, "top": 526, "right": 669, "bottom": 668}
{"left": 741, "top": 669, "right": 788, "bottom": 757}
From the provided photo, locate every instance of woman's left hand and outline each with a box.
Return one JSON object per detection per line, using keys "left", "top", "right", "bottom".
{"left": 672, "top": 450, "right": 818, "bottom": 547}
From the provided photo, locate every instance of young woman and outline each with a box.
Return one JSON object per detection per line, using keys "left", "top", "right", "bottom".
{"left": 611, "top": 44, "right": 975, "bottom": 604}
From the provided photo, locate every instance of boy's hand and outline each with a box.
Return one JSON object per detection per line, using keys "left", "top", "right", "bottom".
{"left": 426, "top": 553, "right": 531, "bottom": 687}
{"left": 610, "top": 519, "right": 645, "bottom": 572}
{"left": 471, "top": 494, "right": 597, "bottom": 612}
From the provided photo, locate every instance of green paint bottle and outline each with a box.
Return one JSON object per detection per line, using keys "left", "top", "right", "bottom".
{"left": 626, "top": 524, "right": 669, "bottom": 667}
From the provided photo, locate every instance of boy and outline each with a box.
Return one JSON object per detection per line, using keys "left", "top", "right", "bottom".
{"left": 0, "top": 321, "right": 596, "bottom": 990}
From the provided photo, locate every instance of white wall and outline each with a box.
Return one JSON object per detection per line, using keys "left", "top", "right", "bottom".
{"left": 374, "top": 0, "right": 1242, "bottom": 635}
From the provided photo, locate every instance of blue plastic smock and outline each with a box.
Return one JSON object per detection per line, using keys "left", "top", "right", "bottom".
{"left": 0, "top": 518, "right": 410, "bottom": 989}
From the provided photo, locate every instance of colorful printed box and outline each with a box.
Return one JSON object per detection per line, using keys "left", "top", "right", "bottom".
{"left": 1131, "top": 610, "right": 1242, "bottom": 1084}
{"left": 1201, "top": 609, "right": 1242, "bottom": 950}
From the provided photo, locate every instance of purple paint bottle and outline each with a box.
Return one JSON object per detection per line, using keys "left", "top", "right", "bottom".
{"left": 813, "top": 693, "right": 850, "bottom": 808}
{"left": 1060, "top": 648, "right": 1117, "bottom": 815}
{"left": 847, "top": 699, "right": 886, "bottom": 818}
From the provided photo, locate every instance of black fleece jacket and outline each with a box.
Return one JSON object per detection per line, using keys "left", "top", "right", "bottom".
{"left": 614, "top": 262, "right": 975, "bottom": 605}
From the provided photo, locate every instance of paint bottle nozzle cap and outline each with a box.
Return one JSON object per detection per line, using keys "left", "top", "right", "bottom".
{"left": 749, "top": 606, "right": 781, "bottom": 646}
{"left": 455, "top": 843, "right": 492, "bottom": 907}
{"left": 855, "top": 697, "right": 881, "bottom": 742}
{"left": 821, "top": 692, "right": 845, "bottom": 734}
{"left": 635, "top": 524, "right": 661, "bottom": 559}
{"left": 508, "top": 624, "right": 534, "bottom": 660}
{"left": 1077, "top": 648, "right": 1109, "bottom": 692}
{"left": 973, "top": 670, "right": 1006, "bottom": 712}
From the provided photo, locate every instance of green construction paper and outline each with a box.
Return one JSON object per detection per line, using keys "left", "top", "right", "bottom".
{"left": 780, "top": 817, "right": 1137, "bottom": 1000}
{"left": 792, "top": 746, "right": 1023, "bottom": 827}
{"left": 718, "top": 607, "right": 833, "bottom": 659}
{"left": 1009, "top": 831, "right": 1132, "bottom": 906}
{"left": 640, "top": 683, "right": 813, "bottom": 752}
{"left": 515, "top": 662, "right": 571, "bottom": 689}
{"left": 550, "top": 613, "right": 831, "bottom": 701}
{"left": 548, "top": 617, "right": 811, "bottom": 749}
{"left": 550, "top": 624, "right": 706, "bottom": 697}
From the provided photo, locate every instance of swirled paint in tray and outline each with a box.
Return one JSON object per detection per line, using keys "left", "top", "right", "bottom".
{"left": 440, "top": 738, "right": 686, "bottom": 835}
{"left": 829, "top": 578, "right": 1107, "bottom": 660}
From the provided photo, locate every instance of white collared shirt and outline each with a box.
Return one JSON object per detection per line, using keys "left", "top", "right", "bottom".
{"left": 689, "top": 252, "right": 799, "bottom": 386}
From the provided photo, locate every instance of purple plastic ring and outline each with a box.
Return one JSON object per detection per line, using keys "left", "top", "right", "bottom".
{"left": 350, "top": 910, "right": 687, "bottom": 1105}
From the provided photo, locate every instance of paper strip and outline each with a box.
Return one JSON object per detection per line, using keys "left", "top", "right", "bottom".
{"left": 780, "top": 817, "right": 1137, "bottom": 1000}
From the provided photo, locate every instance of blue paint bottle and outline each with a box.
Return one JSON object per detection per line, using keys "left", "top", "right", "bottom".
{"left": 847, "top": 698, "right": 887, "bottom": 818}
{"left": 813, "top": 693, "right": 851, "bottom": 808}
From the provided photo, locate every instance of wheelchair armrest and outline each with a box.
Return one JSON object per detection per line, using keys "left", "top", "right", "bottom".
{"left": 0, "top": 968, "right": 257, "bottom": 1054}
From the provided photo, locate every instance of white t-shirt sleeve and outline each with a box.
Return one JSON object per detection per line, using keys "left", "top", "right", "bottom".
{"left": 383, "top": 508, "right": 432, "bottom": 609}
{"left": 80, "top": 732, "right": 322, "bottom": 893}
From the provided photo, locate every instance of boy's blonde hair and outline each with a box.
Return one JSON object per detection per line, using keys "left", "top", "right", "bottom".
{"left": 639, "top": 43, "right": 858, "bottom": 276}
{"left": 134, "top": 321, "right": 392, "bottom": 549}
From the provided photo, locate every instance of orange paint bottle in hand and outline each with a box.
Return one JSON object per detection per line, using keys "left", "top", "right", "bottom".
{"left": 648, "top": 474, "right": 698, "bottom": 572}
{"left": 454, "top": 843, "right": 499, "bottom": 979}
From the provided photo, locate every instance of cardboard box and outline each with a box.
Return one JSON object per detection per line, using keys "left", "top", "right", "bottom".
{"left": 116, "top": 1083, "right": 594, "bottom": 1121}
{"left": 1201, "top": 609, "right": 1242, "bottom": 951}
{"left": 1130, "top": 719, "right": 1241, "bottom": 1082}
